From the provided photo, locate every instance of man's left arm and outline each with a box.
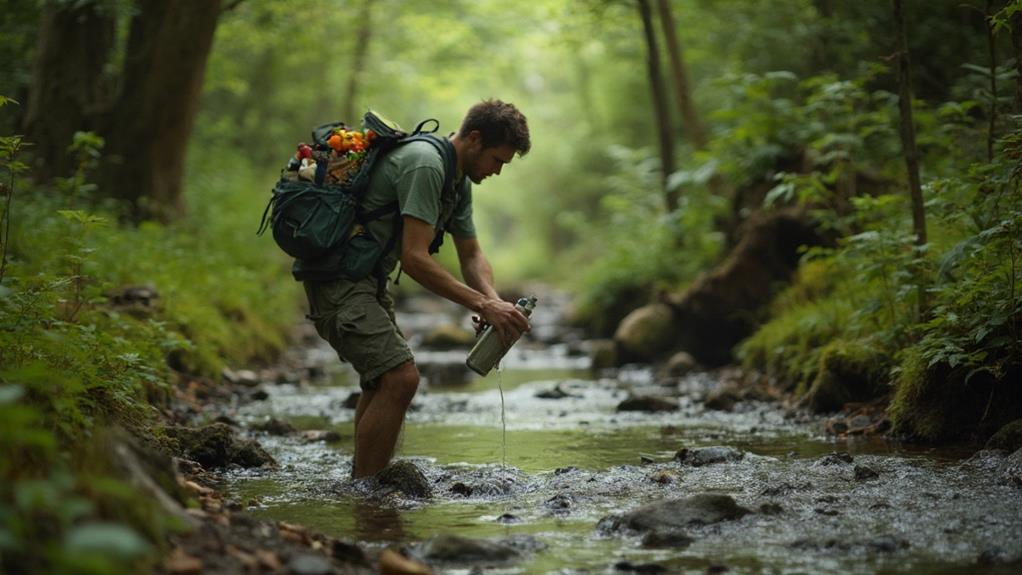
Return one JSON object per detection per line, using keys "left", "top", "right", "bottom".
{"left": 454, "top": 236, "right": 500, "bottom": 300}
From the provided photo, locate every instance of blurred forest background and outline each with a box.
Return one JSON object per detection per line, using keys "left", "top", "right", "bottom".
{"left": 1, "top": 0, "right": 1021, "bottom": 573}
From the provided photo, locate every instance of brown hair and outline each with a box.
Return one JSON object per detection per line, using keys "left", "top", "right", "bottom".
{"left": 457, "top": 99, "right": 531, "bottom": 156}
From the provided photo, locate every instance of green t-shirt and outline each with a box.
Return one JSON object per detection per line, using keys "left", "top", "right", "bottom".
{"left": 360, "top": 139, "right": 474, "bottom": 276}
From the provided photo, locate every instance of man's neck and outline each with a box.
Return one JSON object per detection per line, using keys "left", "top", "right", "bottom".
{"left": 449, "top": 133, "right": 466, "bottom": 180}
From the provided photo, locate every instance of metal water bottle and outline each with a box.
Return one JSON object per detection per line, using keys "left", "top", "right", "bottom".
{"left": 466, "top": 296, "right": 537, "bottom": 376}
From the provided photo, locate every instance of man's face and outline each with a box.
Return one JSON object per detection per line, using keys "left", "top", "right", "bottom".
{"left": 465, "top": 133, "right": 516, "bottom": 185}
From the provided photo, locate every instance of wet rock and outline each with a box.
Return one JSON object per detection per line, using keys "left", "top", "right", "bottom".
{"left": 825, "top": 418, "right": 849, "bottom": 435}
{"left": 599, "top": 494, "right": 751, "bottom": 534}
{"left": 614, "top": 560, "right": 667, "bottom": 573}
{"left": 496, "top": 513, "right": 520, "bottom": 524}
{"left": 501, "top": 534, "right": 547, "bottom": 554}
{"left": 675, "top": 446, "right": 745, "bottom": 467}
{"left": 420, "top": 323, "right": 476, "bottom": 349}
{"left": 536, "top": 383, "right": 578, "bottom": 399}
{"left": 419, "top": 534, "right": 519, "bottom": 563}
{"left": 250, "top": 389, "right": 270, "bottom": 401}
{"left": 213, "top": 414, "right": 239, "bottom": 427}
{"left": 614, "top": 303, "right": 677, "bottom": 364}
{"left": 300, "top": 430, "right": 342, "bottom": 443}
{"left": 641, "top": 529, "right": 694, "bottom": 549}
{"left": 554, "top": 466, "right": 577, "bottom": 475}
{"left": 450, "top": 482, "right": 473, "bottom": 497}
{"left": 617, "top": 395, "right": 678, "bottom": 413}
{"left": 419, "top": 361, "right": 470, "bottom": 387}
{"left": 545, "top": 493, "right": 574, "bottom": 512}
{"left": 814, "top": 451, "right": 854, "bottom": 466}
{"left": 222, "top": 367, "right": 260, "bottom": 387}
{"left": 166, "top": 423, "right": 275, "bottom": 469}
{"left": 330, "top": 539, "right": 367, "bottom": 565}
{"left": 251, "top": 416, "right": 296, "bottom": 436}
{"left": 986, "top": 419, "right": 1022, "bottom": 453}
{"left": 707, "top": 564, "right": 731, "bottom": 574}
{"left": 867, "top": 535, "right": 908, "bottom": 553}
{"left": 374, "top": 461, "right": 432, "bottom": 499}
{"left": 758, "top": 502, "right": 783, "bottom": 515}
{"left": 704, "top": 387, "right": 741, "bottom": 412}
{"left": 659, "top": 351, "right": 699, "bottom": 378}
{"left": 286, "top": 553, "right": 333, "bottom": 575}
{"left": 854, "top": 464, "right": 880, "bottom": 481}
{"left": 589, "top": 339, "right": 619, "bottom": 371}
{"left": 648, "top": 469, "right": 680, "bottom": 484}
{"left": 1001, "top": 447, "right": 1022, "bottom": 487}
{"left": 640, "top": 454, "right": 656, "bottom": 465}
{"left": 342, "top": 392, "right": 361, "bottom": 409}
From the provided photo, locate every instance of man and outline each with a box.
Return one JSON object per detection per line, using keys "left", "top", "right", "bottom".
{"left": 303, "top": 99, "right": 532, "bottom": 478}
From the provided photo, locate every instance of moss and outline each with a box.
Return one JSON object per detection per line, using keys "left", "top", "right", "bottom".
{"left": 889, "top": 349, "right": 954, "bottom": 441}
{"left": 801, "top": 340, "right": 890, "bottom": 413}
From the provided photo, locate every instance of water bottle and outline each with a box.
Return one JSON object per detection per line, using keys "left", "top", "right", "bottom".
{"left": 466, "top": 296, "right": 537, "bottom": 376}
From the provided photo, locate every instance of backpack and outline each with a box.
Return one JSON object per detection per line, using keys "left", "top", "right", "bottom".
{"left": 257, "top": 110, "right": 456, "bottom": 282}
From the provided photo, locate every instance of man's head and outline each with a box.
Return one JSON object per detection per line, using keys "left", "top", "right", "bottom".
{"left": 455, "top": 99, "right": 530, "bottom": 185}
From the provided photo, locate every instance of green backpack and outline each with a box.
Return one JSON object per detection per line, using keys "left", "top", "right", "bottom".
{"left": 257, "top": 110, "right": 456, "bottom": 282}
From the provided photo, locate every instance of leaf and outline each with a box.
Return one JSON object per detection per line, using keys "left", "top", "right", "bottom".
{"left": 64, "top": 522, "right": 152, "bottom": 558}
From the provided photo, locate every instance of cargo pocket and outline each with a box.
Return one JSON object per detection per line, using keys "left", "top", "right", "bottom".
{"left": 338, "top": 231, "right": 385, "bottom": 281}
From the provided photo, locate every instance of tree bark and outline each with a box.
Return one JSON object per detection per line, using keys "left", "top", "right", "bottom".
{"left": 342, "top": 0, "right": 373, "bottom": 122}
{"left": 986, "top": 0, "right": 998, "bottom": 162}
{"left": 893, "top": 0, "right": 927, "bottom": 246}
{"left": 23, "top": 1, "right": 115, "bottom": 182}
{"left": 1012, "top": 9, "right": 1022, "bottom": 112}
{"left": 101, "top": 0, "right": 222, "bottom": 221}
{"left": 637, "top": 0, "right": 676, "bottom": 211}
{"left": 655, "top": 0, "right": 706, "bottom": 150}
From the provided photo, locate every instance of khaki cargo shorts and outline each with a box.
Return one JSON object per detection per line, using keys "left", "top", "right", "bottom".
{"left": 303, "top": 277, "right": 413, "bottom": 391}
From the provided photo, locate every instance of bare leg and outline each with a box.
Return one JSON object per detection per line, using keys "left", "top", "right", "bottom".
{"left": 352, "top": 360, "right": 419, "bottom": 478}
{"left": 351, "top": 388, "right": 375, "bottom": 473}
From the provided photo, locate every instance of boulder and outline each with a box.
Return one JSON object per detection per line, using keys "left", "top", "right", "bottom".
{"left": 165, "top": 423, "right": 274, "bottom": 469}
{"left": 589, "top": 339, "right": 619, "bottom": 371}
{"left": 659, "top": 351, "right": 699, "bottom": 378}
{"left": 418, "top": 361, "right": 471, "bottom": 387}
{"left": 617, "top": 395, "right": 678, "bottom": 413}
{"left": 614, "top": 303, "right": 678, "bottom": 363}
{"left": 802, "top": 340, "right": 889, "bottom": 413}
{"left": 374, "top": 460, "right": 432, "bottom": 499}
{"left": 675, "top": 446, "right": 745, "bottom": 467}
{"left": 251, "top": 417, "right": 296, "bottom": 436}
{"left": 418, "top": 534, "right": 519, "bottom": 563}
{"left": 986, "top": 419, "right": 1022, "bottom": 453}
{"left": 600, "top": 494, "right": 750, "bottom": 534}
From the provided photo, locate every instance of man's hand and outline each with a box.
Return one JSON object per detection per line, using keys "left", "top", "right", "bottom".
{"left": 477, "top": 298, "right": 530, "bottom": 345}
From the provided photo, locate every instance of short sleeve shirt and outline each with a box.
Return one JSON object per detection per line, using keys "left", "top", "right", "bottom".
{"left": 360, "top": 139, "right": 474, "bottom": 276}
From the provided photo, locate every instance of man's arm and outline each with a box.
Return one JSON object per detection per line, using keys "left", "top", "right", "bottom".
{"left": 400, "top": 215, "right": 528, "bottom": 343}
{"left": 453, "top": 235, "right": 500, "bottom": 300}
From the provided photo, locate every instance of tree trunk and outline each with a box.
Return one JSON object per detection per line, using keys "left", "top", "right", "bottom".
{"left": 101, "top": 0, "right": 222, "bottom": 222}
{"left": 892, "top": 0, "right": 927, "bottom": 246}
{"left": 637, "top": 0, "right": 676, "bottom": 211}
{"left": 23, "top": 1, "right": 115, "bottom": 182}
{"left": 986, "top": 0, "right": 998, "bottom": 162}
{"left": 342, "top": 0, "right": 373, "bottom": 122}
{"left": 655, "top": 0, "right": 706, "bottom": 150}
{"left": 1012, "top": 9, "right": 1022, "bottom": 112}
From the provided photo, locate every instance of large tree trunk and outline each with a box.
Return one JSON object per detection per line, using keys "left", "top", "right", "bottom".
{"left": 637, "top": 0, "right": 676, "bottom": 211}
{"left": 342, "top": 0, "right": 373, "bottom": 121}
{"left": 892, "top": 0, "right": 926, "bottom": 246}
{"left": 101, "top": 0, "right": 222, "bottom": 222}
{"left": 23, "top": 1, "right": 116, "bottom": 182}
{"left": 1012, "top": 9, "right": 1022, "bottom": 112}
{"left": 655, "top": 0, "right": 706, "bottom": 150}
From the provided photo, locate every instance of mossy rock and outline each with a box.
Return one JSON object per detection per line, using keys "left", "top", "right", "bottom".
{"left": 889, "top": 351, "right": 1022, "bottom": 442}
{"left": 165, "top": 423, "right": 275, "bottom": 469}
{"left": 614, "top": 303, "right": 677, "bottom": 363}
{"left": 986, "top": 419, "right": 1022, "bottom": 453}
{"left": 801, "top": 340, "right": 889, "bottom": 413}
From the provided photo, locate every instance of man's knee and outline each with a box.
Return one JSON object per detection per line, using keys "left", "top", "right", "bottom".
{"left": 379, "top": 361, "right": 419, "bottom": 405}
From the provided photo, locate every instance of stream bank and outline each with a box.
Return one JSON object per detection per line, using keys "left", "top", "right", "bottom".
{"left": 163, "top": 287, "right": 1022, "bottom": 574}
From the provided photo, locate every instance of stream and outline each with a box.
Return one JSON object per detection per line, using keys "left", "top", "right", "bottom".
{"left": 220, "top": 289, "right": 1022, "bottom": 574}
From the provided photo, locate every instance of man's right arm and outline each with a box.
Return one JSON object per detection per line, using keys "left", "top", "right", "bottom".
{"left": 400, "top": 215, "right": 528, "bottom": 344}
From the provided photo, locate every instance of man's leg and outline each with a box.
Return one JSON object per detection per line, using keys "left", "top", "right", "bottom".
{"left": 352, "top": 360, "right": 420, "bottom": 478}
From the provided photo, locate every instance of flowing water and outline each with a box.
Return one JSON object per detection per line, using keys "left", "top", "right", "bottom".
{"left": 221, "top": 291, "right": 1022, "bottom": 574}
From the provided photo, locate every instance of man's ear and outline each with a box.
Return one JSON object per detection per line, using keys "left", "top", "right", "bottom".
{"left": 467, "top": 130, "right": 483, "bottom": 149}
